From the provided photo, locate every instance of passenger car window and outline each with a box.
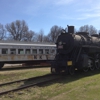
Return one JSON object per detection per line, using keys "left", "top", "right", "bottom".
{"left": 32, "top": 49, "right": 37, "bottom": 54}
{"left": 39, "top": 49, "right": 43, "bottom": 54}
{"left": 2, "top": 49, "right": 8, "bottom": 54}
{"left": 10, "top": 49, "right": 16, "bottom": 54}
{"left": 25, "top": 49, "right": 30, "bottom": 54}
{"left": 45, "top": 49, "right": 49, "bottom": 54}
{"left": 50, "top": 49, "right": 55, "bottom": 53}
{"left": 18, "top": 49, "right": 24, "bottom": 54}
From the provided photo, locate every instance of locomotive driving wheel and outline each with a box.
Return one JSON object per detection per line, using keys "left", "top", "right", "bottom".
{"left": 83, "top": 58, "right": 94, "bottom": 72}
{"left": 68, "top": 66, "right": 75, "bottom": 75}
{"left": 88, "top": 58, "right": 95, "bottom": 71}
{"left": 95, "top": 59, "right": 100, "bottom": 69}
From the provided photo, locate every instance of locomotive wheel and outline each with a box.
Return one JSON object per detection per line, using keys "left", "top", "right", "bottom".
{"left": 89, "top": 59, "right": 95, "bottom": 71}
{"left": 68, "top": 66, "right": 75, "bottom": 75}
{"left": 95, "top": 59, "right": 100, "bottom": 69}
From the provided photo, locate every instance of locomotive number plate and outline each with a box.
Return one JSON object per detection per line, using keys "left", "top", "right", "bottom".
{"left": 58, "top": 45, "right": 63, "bottom": 49}
{"left": 67, "top": 61, "right": 72, "bottom": 66}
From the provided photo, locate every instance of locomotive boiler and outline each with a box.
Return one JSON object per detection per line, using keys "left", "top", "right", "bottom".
{"left": 51, "top": 26, "right": 100, "bottom": 75}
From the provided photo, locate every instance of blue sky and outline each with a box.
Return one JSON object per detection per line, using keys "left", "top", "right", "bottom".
{"left": 0, "top": 0, "right": 100, "bottom": 34}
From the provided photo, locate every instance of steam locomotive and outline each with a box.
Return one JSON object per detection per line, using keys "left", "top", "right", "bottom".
{"left": 51, "top": 26, "right": 100, "bottom": 75}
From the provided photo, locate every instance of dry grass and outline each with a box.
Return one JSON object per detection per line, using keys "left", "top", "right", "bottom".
{"left": 0, "top": 68, "right": 50, "bottom": 83}
{"left": 0, "top": 69, "right": 100, "bottom": 100}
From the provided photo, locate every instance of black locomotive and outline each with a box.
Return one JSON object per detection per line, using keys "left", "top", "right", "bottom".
{"left": 51, "top": 26, "right": 100, "bottom": 75}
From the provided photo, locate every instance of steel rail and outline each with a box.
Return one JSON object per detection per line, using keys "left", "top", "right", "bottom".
{"left": 0, "top": 74, "right": 52, "bottom": 86}
{"left": 0, "top": 77, "right": 61, "bottom": 95}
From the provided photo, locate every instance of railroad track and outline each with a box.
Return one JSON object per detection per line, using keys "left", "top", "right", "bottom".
{"left": 0, "top": 74, "right": 61, "bottom": 95}
{"left": 1, "top": 66, "right": 50, "bottom": 71}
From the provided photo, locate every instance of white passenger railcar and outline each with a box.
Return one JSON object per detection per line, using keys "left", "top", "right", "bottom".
{"left": 0, "top": 41, "right": 56, "bottom": 68}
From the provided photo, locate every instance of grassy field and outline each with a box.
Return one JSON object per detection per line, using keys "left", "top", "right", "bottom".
{"left": 0, "top": 68, "right": 50, "bottom": 83}
{"left": 0, "top": 68, "right": 100, "bottom": 100}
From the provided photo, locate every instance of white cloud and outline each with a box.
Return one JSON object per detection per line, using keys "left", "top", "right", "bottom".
{"left": 62, "top": 13, "right": 100, "bottom": 20}
{"left": 6, "top": 0, "right": 100, "bottom": 27}
{"left": 55, "top": 0, "right": 100, "bottom": 21}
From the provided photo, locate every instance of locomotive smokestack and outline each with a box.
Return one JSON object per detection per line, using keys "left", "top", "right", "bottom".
{"left": 68, "top": 26, "right": 74, "bottom": 34}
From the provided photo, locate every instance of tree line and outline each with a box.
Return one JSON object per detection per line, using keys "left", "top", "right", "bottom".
{"left": 0, "top": 20, "right": 100, "bottom": 43}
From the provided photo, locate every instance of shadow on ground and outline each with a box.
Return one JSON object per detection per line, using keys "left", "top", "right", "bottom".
{"left": 0, "top": 66, "right": 50, "bottom": 71}
{"left": 21, "top": 69, "right": 100, "bottom": 88}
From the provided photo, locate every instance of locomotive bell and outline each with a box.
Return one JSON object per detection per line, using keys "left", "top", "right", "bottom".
{"left": 68, "top": 26, "right": 74, "bottom": 33}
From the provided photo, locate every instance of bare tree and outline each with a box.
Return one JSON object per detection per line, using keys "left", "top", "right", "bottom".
{"left": 0, "top": 24, "right": 6, "bottom": 40}
{"left": 37, "top": 29, "right": 44, "bottom": 42}
{"left": 48, "top": 25, "right": 62, "bottom": 42}
{"left": 89, "top": 25, "right": 97, "bottom": 34}
{"left": 23, "top": 30, "right": 35, "bottom": 42}
{"left": 43, "top": 35, "right": 50, "bottom": 42}
{"left": 79, "top": 25, "right": 97, "bottom": 35}
{"left": 5, "top": 20, "right": 28, "bottom": 41}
